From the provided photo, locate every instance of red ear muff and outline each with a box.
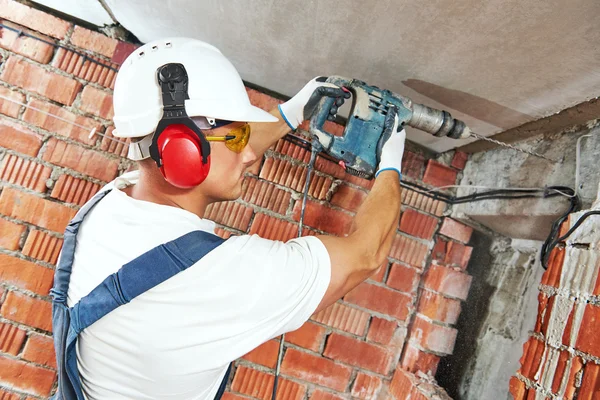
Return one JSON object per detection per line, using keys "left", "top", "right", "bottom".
{"left": 156, "top": 124, "right": 211, "bottom": 189}
{"left": 148, "top": 63, "right": 212, "bottom": 189}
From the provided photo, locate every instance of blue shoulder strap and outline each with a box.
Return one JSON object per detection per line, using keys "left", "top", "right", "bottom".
{"left": 70, "top": 228, "right": 224, "bottom": 333}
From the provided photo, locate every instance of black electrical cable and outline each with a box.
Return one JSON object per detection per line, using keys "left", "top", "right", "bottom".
{"left": 282, "top": 133, "right": 582, "bottom": 271}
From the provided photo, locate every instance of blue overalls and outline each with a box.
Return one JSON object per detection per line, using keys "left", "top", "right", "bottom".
{"left": 50, "top": 189, "right": 231, "bottom": 399}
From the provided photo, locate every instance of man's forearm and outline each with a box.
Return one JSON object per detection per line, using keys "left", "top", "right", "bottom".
{"left": 248, "top": 107, "right": 291, "bottom": 159}
{"left": 350, "top": 171, "right": 402, "bottom": 269}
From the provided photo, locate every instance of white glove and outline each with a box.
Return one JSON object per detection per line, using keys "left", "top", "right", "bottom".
{"left": 278, "top": 76, "right": 350, "bottom": 130}
{"left": 376, "top": 107, "right": 405, "bottom": 180}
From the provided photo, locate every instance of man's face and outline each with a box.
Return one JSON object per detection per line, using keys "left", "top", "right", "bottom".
{"left": 198, "top": 122, "right": 257, "bottom": 202}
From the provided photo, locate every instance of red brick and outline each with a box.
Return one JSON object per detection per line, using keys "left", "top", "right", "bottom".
{"left": 315, "top": 158, "right": 346, "bottom": 180}
{"left": 422, "top": 160, "right": 458, "bottom": 188}
{"left": 52, "top": 48, "right": 118, "bottom": 89}
{"left": 0, "top": 21, "right": 55, "bottom": 63}
{"left": 260, "top": 157, "right": 332, "bottom": 200}
{"left": 214, "top": 227, "right": 234, "bottom": 239}
{"left": 292, "top": 200, "right": 352, "bottom": 236}
{"left": 42, "top": 138, "right": 119, "bottom": 182}
{"left": 111, "top": 41, "right": 139, "bottom": 65}
{"left": 561, "top": 301, "right": 576, "bottom": 346}
{"left": 389, "top": 234, "right": 429, "bottom": 269}
{"left": 23, "top": 98, "right": 99, "bottom": 145}
{"left": 1, "top": 57, "right": 81, "bottom": 105}
{"left": 79, "top": 85, "right": 114, "bottom": 120}
{"left": 22, "top": 230, "right": 63, "bottom": 265}
{"left": 0, "top": 0, "right": 71, "bottom": 39}
{"left": 249, "top": 213, "right": 298, "bottom": 241}
{"left": 344, "top": 282, "right": 413, "bottom": 321}
{"left": 534, "top": 292, "right": 550, "bottom": 334}
{"left": 330, "top": 184, "right": 368, "bottom": 213}
{"left": 1, "top": 291, "right": 52, "bottom": 332}
{"left": 0, "top": 254, "right": 54, "bottom": 295}
{"left": 551, "top": 351, "right": 582, "bottom": 398}
{"left": 0, "top": 218, "right": 25, "bottom": 250}
{"left": 221, "top": 394, "right": 247, "bottom": 400}
{"left": 51, "top": 174, "right": 101, "bottom": 206}
{"left": 409, "top": 315, "right": 457, "bottom": 354}
{"left": 286, "top": 321, "right": 326, "bottom": 352}
{"left": 579, "top": 362, "right": 600, "bottom": 400}
{"left": 281, "top": 348, "right": 351, "bottom": 392}
{"left": 324, "top": 333, "right": 392, "bottom": 374}
{"left": 401, "top": 151, "right": 425, "bottom": 180}
{"left": 309, "top": 390, "right": 345, "bottom": 400}
{"left": 343, "top": 171, "right": 374, "bottom": 190}
{"left": 242, "top": 339, "right": 279, "bottom": 369}
{"left": 0, "top": 355, "right": 56, "bottom": 396}
{"left": 517, "top": 337, "right": 545, "bottom": 381}
{"left": 401, "top": 187, "right": 446, "bottom": 216}
{"left": 0, "top": 86, "right": 25, "bottom": 117}
{"left": 247, "top": 88, "right": 283, "bottom": 112}
{"left": 231, "top": 365, "right": 306, "bottom": 400}
{"left": 386, "top": 263, "right": 420, "bottom": 294}
{"left": 22, "top": 333, "right": 56, "bottom": 368}
{"left": 401, "top": 343, "right": 441, "bottom": 376}
{"left": 0, "top": 322, "right": 26, "bottom": 355}
{"left": 100, "top": 126, "right": 130, "bottom": 158}
{"left": 451, "top": 151, "right": 469, "bottom": 170}
{"left": 0, "top": 119, "right": 43, "bottom": 156}
{"left": 577, "top": 304, "right": 600, "bottom": 357}
{"left": 312, "top": 302, "right": 369, "bottom": 336}
{"left": 242, "top": 177, "right": 291, "bottom": 215}
{"left": 399, "top": 209, "right": 438, "bottom": 240}
{"left": 417, "top": 290, "right": 462, "bottom": 325}
{"left": 542, "top": 246, "right": 566, "bottom": 289}
{"left": 70, "top": 26, "right": 118, "bottom": 58}
{"left": 205, "top": 201, "right": 253, "bottom": 232}
{"left": 273, "top": 139, "right": 310, "bottom": 163}
{"left": 431, "top": 237, "right": 473, "bottom": 270}
{"left": 389, "top": 368, "right": 428, "bottom": 400}
{"left": 423, "top": 264, "right": 472, "bottom": 300}
{"left": 0, "top": 388, "right": 20, "bottom": 400}
{"left": 439, "top": 218, "right": 473, "bottom": 244}
{"left": 0, "top": 187, "right": 76, "bottom": 233}
{"left": 351, "top": 372, "right": 382, "bottom": 400}
{"left": 367, "top": 317, "right": 397, "bottom": 345}
{"left": 0, "top": 154, "right": 52, "bottom": 192}
{"left": 509, "top": 376, "right": 526, "bottom": 400}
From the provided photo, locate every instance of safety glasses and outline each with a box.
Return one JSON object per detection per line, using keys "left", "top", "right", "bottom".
{"left": 204, "top": 123, "right": 251, "bottom": 153}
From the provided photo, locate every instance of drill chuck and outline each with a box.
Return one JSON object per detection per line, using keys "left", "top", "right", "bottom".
{"left": 409, "top": 103, "right": 471, "bottom": 139}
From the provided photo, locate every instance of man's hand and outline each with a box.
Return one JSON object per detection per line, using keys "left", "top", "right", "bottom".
{"left": 375, "top": 106, "right": 406, "bottom": 180}
{"left": 278, "top": 77, "right": 350, "bottom": 130}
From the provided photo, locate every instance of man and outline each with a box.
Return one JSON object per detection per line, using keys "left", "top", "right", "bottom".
{"left": 56, "top": 37, "right": 405, "bottom": 399}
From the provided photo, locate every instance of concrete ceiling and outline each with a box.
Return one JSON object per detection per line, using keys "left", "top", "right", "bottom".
{"left": 34, "top": 0, "right": 600, "bottom": 153}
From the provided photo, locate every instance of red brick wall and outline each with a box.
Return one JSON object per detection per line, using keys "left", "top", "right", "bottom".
{"left": 510, "top": 205, "right": 600, "bottom": 400}
{"left": 0, "top": 1, "right": 474, "bottom": 398}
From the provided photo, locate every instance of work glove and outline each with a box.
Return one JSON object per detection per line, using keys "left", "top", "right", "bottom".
{"left": 278, "top": 76, "right": 351, "bottom": 130}
{"left": 375, "top": 106, "right": 405, "bottom": 180}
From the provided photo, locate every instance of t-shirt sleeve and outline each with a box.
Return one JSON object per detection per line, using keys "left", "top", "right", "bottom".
{"left": 211, "top": 234, "right": 331, "bottom": 340}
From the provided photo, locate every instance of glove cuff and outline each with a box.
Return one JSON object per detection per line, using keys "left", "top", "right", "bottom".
{"left": 375, "top": 167, "right": 402, "bottom": 181}
{"left": 278, "top": 104, "right": 297, "bottom": 130}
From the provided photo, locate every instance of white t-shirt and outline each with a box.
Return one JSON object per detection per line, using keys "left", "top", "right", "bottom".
{"left": 66, "top": 171, "right": 331, "bottom": 400}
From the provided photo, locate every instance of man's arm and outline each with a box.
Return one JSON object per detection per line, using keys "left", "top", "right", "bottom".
{"left": 315, "top": 112, "right": 405, "bottom": 313}
{"left": 247, "top": 108, "right": 291, "bottom": 159}
{"left": 316, "top": 171, "right": 401, "bottom": 312}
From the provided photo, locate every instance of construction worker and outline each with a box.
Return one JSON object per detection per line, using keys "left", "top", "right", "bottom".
{"left": 51, "top": 37, "right": 405, "bottom": 400}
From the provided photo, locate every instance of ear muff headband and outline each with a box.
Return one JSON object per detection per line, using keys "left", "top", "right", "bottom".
{"left": 149, "top": 63, "right": 211, "bottom": 188}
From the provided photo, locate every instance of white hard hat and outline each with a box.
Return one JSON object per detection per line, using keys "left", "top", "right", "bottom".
{"left": 112, "top": 37, "right": 277, "bottom": 138}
